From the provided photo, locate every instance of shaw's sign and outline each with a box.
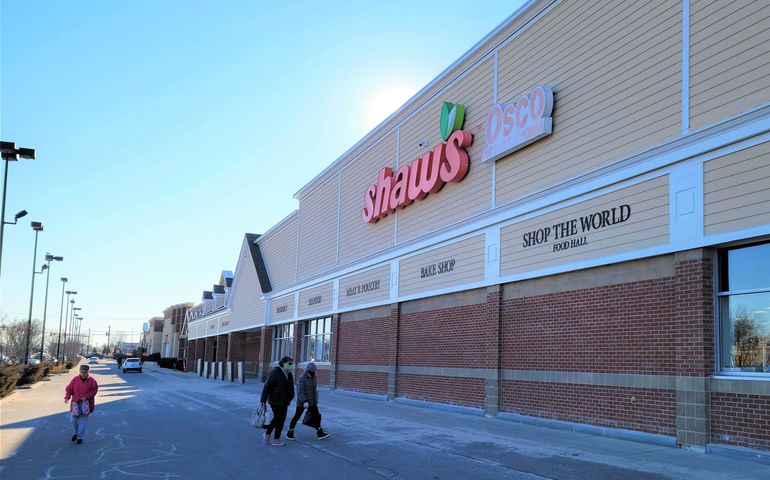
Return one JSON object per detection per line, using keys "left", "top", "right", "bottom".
{"left": 481, "top": 85, "right": 553, "bottom": 163}
{"left": 361, "top": 101, "right": 473, "bottom": 224}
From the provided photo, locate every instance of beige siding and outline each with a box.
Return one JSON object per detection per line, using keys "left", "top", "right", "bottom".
{"left": 704, "top": 141, "right": 770, "bottom": 235}
{"left": 229, "top": 241, "right": 266, "bottom": 330}
{"left": 398, "top": 235, "right": 486, "bottom": 296}
{"left": 260, "top": 215, "right": 298, "bottom": 291}
{"left": 271, "top": 293, "right": 295, "bottom": 322}
{"left": 206, "top": 319, "right": 216, "bottom": 337}
{"left": 495, "top": 0, "right": 682, "bottom": 205}
{"left": 297, "top": 179, "right": 339, "bottom": 281}
{"left": 500, "top": 176, "right": 670, "bottom": 276}
{"left": 690, "top": 0, "right": 770, "bottom": 130}
{"left": 298, "top": 282, "right": 334, "bottom": 317}
{"left": 338, "top": 264, "right": 391, "bottom": 309}
{"left": 396, "top": 58, "right": 495, "bottom": 243}
{"left": 338, "top": 133, "right": 397, "bottom": 265}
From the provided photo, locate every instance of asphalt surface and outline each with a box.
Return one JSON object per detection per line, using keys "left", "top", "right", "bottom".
{"left": 1, "top": 360, "right": 768, "bottom": 479}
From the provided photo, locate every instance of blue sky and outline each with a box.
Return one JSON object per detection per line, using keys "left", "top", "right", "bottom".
{"left": 1, "top": 0, "right": 522, "bottom": 346}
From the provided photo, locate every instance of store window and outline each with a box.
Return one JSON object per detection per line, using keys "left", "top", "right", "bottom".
{"left": 718, "top": 242, "right": 770, "bottom": 374}
{"left": 301, "top": 317, "right": 332, "bottom": 363}
{"left": 271, "top": 323, "right": 294, "bottom": 362}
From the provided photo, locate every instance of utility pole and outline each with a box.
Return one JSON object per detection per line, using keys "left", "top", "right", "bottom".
{"left": 86, "top": 329, "right": 91, "bottom": 353}
{"left": 106, "top": 326, "right": 111, "bottom": 355}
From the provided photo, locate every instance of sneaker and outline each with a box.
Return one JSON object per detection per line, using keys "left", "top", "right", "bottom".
{"left": 271, "top": 438, "right": 286, "bottom": 446}
{"left": 76, "top": 439, "right": 83, "bottom": 444}
{"left": 71, "top": 435, "right": 77, "bottom": 442}
{"left": 263, "top": 432, "right": 270, "bottom": 445}
{"left": 286, "top": 429, "right": 295, "bottom": 441}
{"left": 316, "top": 429, "right": 330, "bottom": 440}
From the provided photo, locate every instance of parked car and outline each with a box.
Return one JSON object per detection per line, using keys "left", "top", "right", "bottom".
{"left": 88, "top": 356, "right": 99, "bottom": 364}
{"left": 122, "top": 357, "right": 142, "bottom": 373}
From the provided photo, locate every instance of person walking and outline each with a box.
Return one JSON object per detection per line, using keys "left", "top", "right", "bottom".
{"left": 260, "top": 356, "right": 295, "bottom": 446}
{"left": 286, "top": 362, "right": 330, "bottom": 440}
{"left": 64, "top": 364, "right": 99, "bottom": 444}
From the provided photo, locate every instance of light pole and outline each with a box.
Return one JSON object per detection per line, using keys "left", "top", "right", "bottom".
{"left": 75, "top": 315, "right": 83, "bottom": 356}
{"left": 39, "top": 254, "right": 63, "bottom": 361}
{"left": 0, "top": 141, "right": 35, "bottom": 277}
{"left": 55, "top": 278, "right": 68, "bottom": 362}
{"left": 68, "top": 306, "right": 81, "bottom": 360}
{"left": 23, "top": 221, "right": 44, "bottom": 364}
{"left": 61, "top": 290, "right": 76, "bottom": 361}
{"left": 86, "top": 328, "right": 91, "bottom": 354}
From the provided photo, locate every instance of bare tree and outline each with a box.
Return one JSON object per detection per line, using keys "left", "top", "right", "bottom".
{"left": 0, "top": 316, "right": 42, "bottom": 363}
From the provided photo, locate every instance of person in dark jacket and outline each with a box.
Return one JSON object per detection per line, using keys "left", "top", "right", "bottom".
{"left": 286, "top": 362, "right": 330, "bottom": 440}
{"left": 260, "top": 356, "right": 295, "bottom": 446}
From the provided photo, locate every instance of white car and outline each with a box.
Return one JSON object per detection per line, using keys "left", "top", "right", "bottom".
{"left": 122, "top": 358, "right": 142, "bottom": 373}
{"left": 88, "top": 356, "right": 99, "bottom": 364}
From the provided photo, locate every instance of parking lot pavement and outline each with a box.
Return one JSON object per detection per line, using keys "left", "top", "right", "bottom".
{"left": 1, "top": 361, "right": 768, "bottom": 479}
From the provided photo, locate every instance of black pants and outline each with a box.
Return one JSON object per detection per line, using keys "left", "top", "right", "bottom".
{"left": 265, "top": 403, "right": 289, "bottom": 439}
{"left": 289, "top": 404, "right": 320, "bottom": 430}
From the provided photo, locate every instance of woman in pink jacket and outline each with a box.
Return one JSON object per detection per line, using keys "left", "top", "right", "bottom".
{"left": 64, "top": 364, "right": 99, "bottom": 444}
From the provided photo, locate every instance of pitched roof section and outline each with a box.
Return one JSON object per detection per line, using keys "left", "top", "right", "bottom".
{"left": 245, "top": 233, "right": 272, "bottom": 293}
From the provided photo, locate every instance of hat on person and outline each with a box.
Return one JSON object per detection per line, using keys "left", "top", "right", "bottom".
{"left": 79, "top": 365, "right": 89, "bottom": 372}
{"left": 305, "top": 362, "right": 317, "bottom": 373}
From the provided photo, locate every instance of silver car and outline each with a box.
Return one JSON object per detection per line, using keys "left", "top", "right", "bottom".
{"left": 122, "top": 357, "right": 142, "bottom": 373}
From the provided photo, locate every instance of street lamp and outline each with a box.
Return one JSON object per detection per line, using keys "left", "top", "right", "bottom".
{"left": 56, "top": 278, "right": 68, "bottom": 362}
{"left": 74, "top": 314, "right": 83, "bottom": 356}
{"left": 38, "top": 254, "right": 63, "bottom": 361}
{"left": 69, "top": 306, "right": 81, "bottom": 360}
{"left": 0, "top": 140, "right": 35, "bottom": 277}
{"left": 63, "top": 291, "right": 77, "bottom": 360}
{"left": 23, "top": 221, "right": 43, "bottom": 364}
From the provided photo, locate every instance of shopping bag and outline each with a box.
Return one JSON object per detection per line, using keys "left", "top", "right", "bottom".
{"left": 301, "top": 409, "right": 321, "bottom": 429}
{"left": 251, "top": 405, "right": 267, "bottom": 428}
{"left": 71, "top": 399, "right": 90, "bottom": 417}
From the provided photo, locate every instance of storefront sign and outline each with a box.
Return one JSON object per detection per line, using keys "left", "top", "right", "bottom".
{"left": 481, "top": 84, "right": 553, "bottom": 163}
{"left": 361, "top": 101, "right": 473, "bottom": 224}
{"left": 346, "top": 280, "right": 381, "bottom": 297}
{"left": 522, "top": 204, "right": 631, "bottom": 253}
{"left": 275, "top": 305, "right": 288, "bottom": 314}
{"left": 420, "top": 259, "right": 456, "bottom": 278}
{"left": 308, "top": 295, "right": 322, "bottom": 306}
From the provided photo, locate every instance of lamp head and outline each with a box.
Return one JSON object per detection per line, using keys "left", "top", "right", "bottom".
{"left": 16, "top": 147, "right": 35, "bottom": 160}
{"left": 54, "top": 256, "right": 63, "bottom": 261}
{"left": 61, "top": 277, "right": 68, "bottom": 282}
{"left": 14, "top": 210, "right": 27, "bottom": 220}
{"left": 30, "top": 221, "right": 43, "bottom": 231}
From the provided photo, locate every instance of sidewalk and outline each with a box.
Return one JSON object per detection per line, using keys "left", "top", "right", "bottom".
{"left": 153, "top": 363, "right": 770, "bottom": 479}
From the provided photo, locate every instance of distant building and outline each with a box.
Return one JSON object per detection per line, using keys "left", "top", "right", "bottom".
{"left": 161, "top": 303, "right": 193, "bottom": 358}
{"left": 144, "top": 317, "right": 164, "bottom": 355}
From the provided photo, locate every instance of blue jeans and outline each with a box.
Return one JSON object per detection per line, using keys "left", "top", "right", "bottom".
{"left": 70, "top": 414, "right": 88, "bottom": 439}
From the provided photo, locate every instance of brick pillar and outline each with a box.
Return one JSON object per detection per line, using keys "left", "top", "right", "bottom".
{"left": 387, "top": 303, "right": 400, "bottom": 401}
{"left": 228, "top": 332, "right": 247, "bottom": 362}
{"left": 484, "top": 285, "right": 503, "bottom": 417}
{"left": 216, "top": 334, "right": 228, "bottom": 362}
{"left": 674, "top": 248, "right": 714, "bottom": 449}
{"left": 258, "top": 326, "right": 272, "bottom": 381}
{"left": 330, "top": 314, "right": 341, "bottom": 389}
{"left": 293, "top": 320, "right": 302, "bottom": 364}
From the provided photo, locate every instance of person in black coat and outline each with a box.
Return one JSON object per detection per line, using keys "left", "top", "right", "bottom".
{"left": 260, "top": 356, "right": 295, "bottom": 446}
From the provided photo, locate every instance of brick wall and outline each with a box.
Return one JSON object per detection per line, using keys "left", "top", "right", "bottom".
{"left": 502, "top": 278, "right": 678, "bottom": 374}
{"left": 398, "top": 374, "right": 485, "bottom": 408}
{"left": 502, "top": 381, "right": 676, "bottom": 436}
{"left": 336, "top": 371, "right": 388, "bottom": 394}
{"left": 711, "top": 392, "right": 770, "bottom": 450}
{"left": 336, "top": 307, "right": 395, "bottom": 395}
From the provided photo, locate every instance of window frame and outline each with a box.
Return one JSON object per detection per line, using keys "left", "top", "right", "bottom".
{"left": 301, "top": 316, "right": 333, "bottom": 363}
{"left": 270, "top": 323, "right": 294, "bottom": 363}
{"left": 716, "top": 240, "right": 770, "bottom": 377}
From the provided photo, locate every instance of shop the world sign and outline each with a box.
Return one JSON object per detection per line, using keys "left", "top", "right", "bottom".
{"left": 482, "top": 84, "right": 553, "bottom": 163}
{"left": 361, "top": 101, "right": 473, "bottom": 224}
{"left": 522, "top": 204, "right": 631, "bottom": 253}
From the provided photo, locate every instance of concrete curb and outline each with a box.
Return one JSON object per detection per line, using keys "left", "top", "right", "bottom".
{"left": 394, "top": 397, "right": 485, "bottom": 417}
{"left": 496, "top": 412, "right": 677, "bottom": 448}
{"left": 707, "top": 444, "right": 770, "bottom": 466}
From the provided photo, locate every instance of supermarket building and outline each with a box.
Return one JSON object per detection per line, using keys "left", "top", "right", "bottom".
{"left": 186, "top": 0, "right": 770, "bottom": 455}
